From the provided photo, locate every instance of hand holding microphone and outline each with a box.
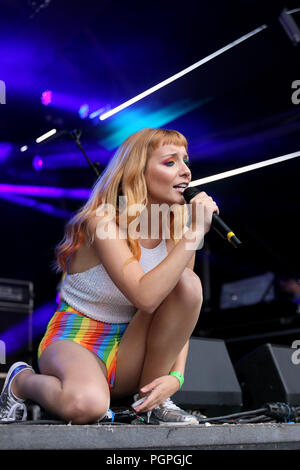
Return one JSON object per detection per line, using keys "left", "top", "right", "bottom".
{"left": 183, "top": 187, "right": 242, "bottom": 248}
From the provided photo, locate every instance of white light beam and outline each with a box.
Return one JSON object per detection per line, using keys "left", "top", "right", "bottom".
{"left": 36, "top": 129, "right": 57, "bottom": 143}
{"left": 99, "top": 25, "right": 267, "bottom": 121}
{"left": 189, "top": 150, "right": 300, "bottom": 187}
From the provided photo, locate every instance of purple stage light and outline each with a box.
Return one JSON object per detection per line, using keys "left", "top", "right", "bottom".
{"left": 0, "top": 301, "right": 56, "bottom": 357}
{"left": 32, "top": 149, "right": 111, "bottom": 170}
{"left": 0, "top": 315, "right": 32, "bottom": 357}
{"left": 45, "top": 92, "right": 107, "bottom": 117}
{"left": 0, "top": 183, "right": 91, "bottom": 200}
{"left": 33, "top": 156, "right": 44, "bottom": 171}
{"left": 0, "top": 142, "right": 12, "bottom": 163}
{"left": 32, "top": 301, "right": 57, "bottom": 334}
{"left": 41, "top": 90, "right": 52, "bottom": 106}
{"left": 0, "top": 193, "right": 72, "bottom": 219}
{"left": 46, "top": 92, "right": 89, "bottom": 113}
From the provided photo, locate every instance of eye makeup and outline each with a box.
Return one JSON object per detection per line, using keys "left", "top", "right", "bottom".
{"left": 163, "top": 156, "right": 191, "bottom": 168}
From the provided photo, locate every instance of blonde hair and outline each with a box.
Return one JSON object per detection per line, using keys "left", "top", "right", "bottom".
{"left": 55, "top": 128, "right": 189, "bottom": 273}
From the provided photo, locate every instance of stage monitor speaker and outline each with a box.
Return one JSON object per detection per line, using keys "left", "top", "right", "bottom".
{"left": 172, "top": 337, "right": 242, "bottom": 416}
{"left": 234, "top": 343, "right": 300, "bottom": 409}
{"left": 0, "top": 278, "right": 34, "bottom": 373}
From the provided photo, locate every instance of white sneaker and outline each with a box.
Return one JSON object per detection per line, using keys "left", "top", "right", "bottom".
{"left": 0, "top": 362, "right": 34, "bottom": 422}
{"left": 132, "top": 393, "right": 199, "bottom": 425}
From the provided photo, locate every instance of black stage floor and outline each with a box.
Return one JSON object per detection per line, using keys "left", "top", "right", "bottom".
{"left": 1, "top": 421, "right": 300, "bottom": 451}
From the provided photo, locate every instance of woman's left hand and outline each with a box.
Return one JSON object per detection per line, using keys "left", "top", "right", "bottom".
{"left": 132, "top": 375, "right": 181, "bottom": 413}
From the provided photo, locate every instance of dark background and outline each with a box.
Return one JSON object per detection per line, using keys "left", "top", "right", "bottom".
{"left": 0, "top": 0, "right": 300, "bottom": 368}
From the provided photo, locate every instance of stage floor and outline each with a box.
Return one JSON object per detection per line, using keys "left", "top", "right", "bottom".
{"left": 1, "top": 422, "right": 300, "bottom": 451}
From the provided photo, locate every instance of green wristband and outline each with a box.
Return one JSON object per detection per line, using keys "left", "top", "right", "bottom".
{"left": 169, "top": 371, "right": 184, "bottom": 388}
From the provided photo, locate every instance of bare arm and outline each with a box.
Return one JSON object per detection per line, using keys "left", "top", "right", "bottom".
{"left": 138, "top": 229, "right": 199, "bottom": 312}
{"left": 89, "top": 217, "right": 199, "bottom": 314}
{"left": 89, "top": 191, "right": 215, "bottom": 314}
{"left": 170, "top": 341, "right": 189, "bottom": 376}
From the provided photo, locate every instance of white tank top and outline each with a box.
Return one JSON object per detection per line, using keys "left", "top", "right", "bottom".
{"left": 60, "top": 239, "right": 168, "bottom": 323}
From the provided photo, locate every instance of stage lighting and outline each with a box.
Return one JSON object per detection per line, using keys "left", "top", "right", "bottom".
{"left": 20, "top": 145, "right": 28, "bottom": 152}
{"left": 32, "top": 156, "right": 44, "bottom": 171}
{"left": 0, "top": 183, "right": 90, "bottom": 200}
{"left": 0, "top": 143, "right": 12, "bottom": 163}
{"left": 98, "top": 98, "right": 210, "bottom": 150}
{"left": 89, "top": 106, "right": 111, "bottom": 120}
{"left": 99, "top": 25, "right": 266, "bottom": 120}
{"left": 279, "top": 8, "right": 300, "bottom": 45}
{"left": 41, "top": 89, "right": 53, "bottom": 106}
{"left": 0, "top": 80, "right": 5, "bottom": 104}
{"left": 189, "top": 150, "right": 300, "bottom": 187}
{"left": 35, "top": 128, "right": 57, "bottom": 143}
{"left": 0, "top": 193, "right": 71, "bottom": 219}
{"left": 79, "top": 104, "right": 89, "bottom": 119}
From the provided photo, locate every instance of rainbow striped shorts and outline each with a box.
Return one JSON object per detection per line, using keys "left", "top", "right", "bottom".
{"left": 38, "top": 302, "right": 128, "bottom": 390}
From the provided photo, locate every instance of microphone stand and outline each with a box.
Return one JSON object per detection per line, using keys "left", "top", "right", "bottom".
{"left": 69, "top": 129, "right": 100, "bottom": 178}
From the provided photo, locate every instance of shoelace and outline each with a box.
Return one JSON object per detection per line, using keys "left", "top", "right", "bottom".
{"left": 146, "top": 398, "right": 181, "bottom": 423}
{"left": 133, "top": 394, "right": 182, "bottom": 423}
{"left": 0, "top": 394, "right": 27, "bottom": 421}
{"left": 159, "top": 398, "right": 181, "bottom": 410}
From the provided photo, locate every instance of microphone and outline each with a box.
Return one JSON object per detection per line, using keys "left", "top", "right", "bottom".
{"left": 183, "top": 186, "right": 242, "bottom": 248}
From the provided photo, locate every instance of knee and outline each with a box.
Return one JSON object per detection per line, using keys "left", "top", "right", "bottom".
{"left": 62, "top": 388, "right": 110, "bottom": 424}
{"left": 174, "top": 269, "right": 203, "bottom": 311}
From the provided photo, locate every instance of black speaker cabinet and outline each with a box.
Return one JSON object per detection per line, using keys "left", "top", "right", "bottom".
{"left": 234, "top": 343, "right": 300, "bottom": 408}
{"left": 0, "top": 278, "right": 34, "bottom": 372}
{"left": 173, "top": 337, "right": 242, "bottom": 416}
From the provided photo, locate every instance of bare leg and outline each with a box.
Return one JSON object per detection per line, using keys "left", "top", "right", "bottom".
{"left": 138, "top": 270, "right": 202, "bottom": 393}
{"left": 12, "top": 340, "right": 110, "bottom": 424}
{"left": 111, "top": 268, "right": 202, "bottom": 399}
